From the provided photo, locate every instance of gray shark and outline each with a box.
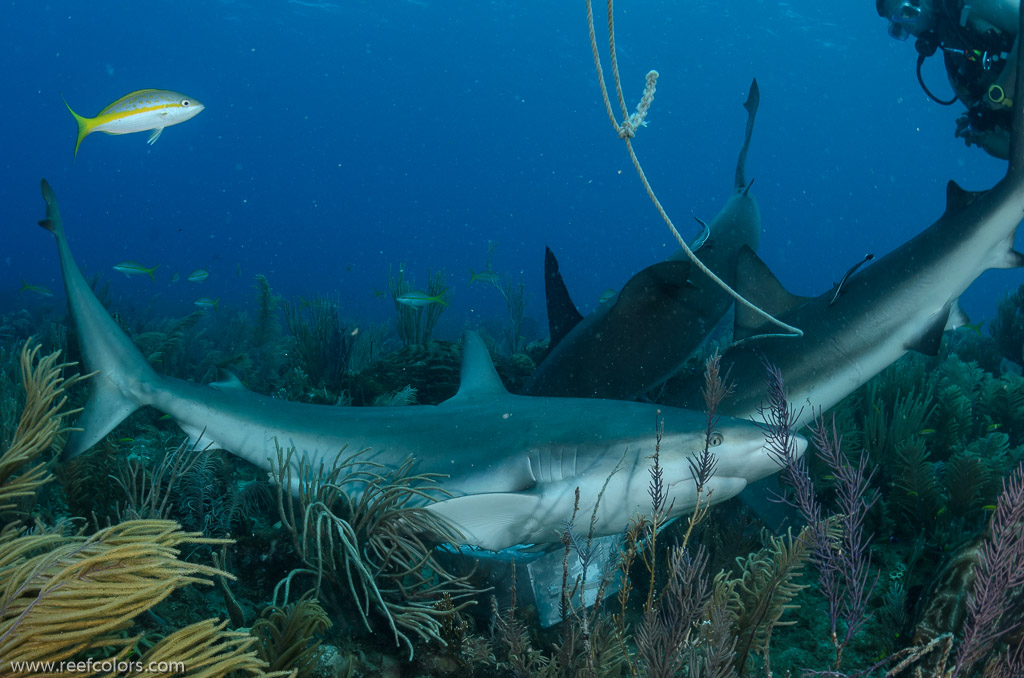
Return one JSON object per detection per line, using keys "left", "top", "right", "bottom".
{"left": 38, "top": 179, "right": 801, "bottom": 552}
{"left": 661, "top": 11, "right": 1024, "bottom": 427}
{"left": 523, "top": 79, "right": 762, "bottom": 400}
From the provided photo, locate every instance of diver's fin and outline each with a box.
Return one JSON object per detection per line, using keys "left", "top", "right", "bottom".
{"left": 734, "top": 78, "right": 760, "bottom": 190}
{"left": 543, "top": 246, "right": 584, "bottom": 349}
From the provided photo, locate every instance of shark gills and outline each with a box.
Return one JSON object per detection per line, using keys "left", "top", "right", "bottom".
{"left": 663, "top": 7, "right": 1024, "bottom": 426}
{"left": 525, "top": 79, "right": 763, "bottom": 400}
{"left": 37, "top": 179, "right": 802, "bottom": 552}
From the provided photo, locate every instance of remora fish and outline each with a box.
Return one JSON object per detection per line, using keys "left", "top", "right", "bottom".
{"left": 62, "top": 89, "right": 205, "bottom": 159}
{"left": 523, "top": 79, "right": 763, "bottom": 400}
{"left": 662, "top": 7, "right": 1024, "bottom": 427}
{"left": 37, "top": 179, "right": 802, "bottom": 552}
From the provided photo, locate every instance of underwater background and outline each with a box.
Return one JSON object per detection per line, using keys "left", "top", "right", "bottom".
{"left": 0, "top": 0, "right": 1017, "bottom": 330}
{"left": 3, "top": 1, "right": 1024, "bottom": 677}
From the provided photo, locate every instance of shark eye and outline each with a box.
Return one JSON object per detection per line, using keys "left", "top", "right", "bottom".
{"left": 708, "top": 431, "right": 724, "bottom": 447}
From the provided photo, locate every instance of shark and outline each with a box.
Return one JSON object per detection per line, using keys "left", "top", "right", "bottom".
{"left": 660, "top": 7, "right": 1024, "bottom": 427}
{"left": 522, "top": 79, "right": 763, "bottom": 401}
{"left": 37, "top": 179, "right": 803, "bottom": 552}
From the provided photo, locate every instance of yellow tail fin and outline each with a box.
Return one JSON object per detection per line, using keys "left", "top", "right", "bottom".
{"left": 60, "top": 92, "right": 92, "bottom": 161}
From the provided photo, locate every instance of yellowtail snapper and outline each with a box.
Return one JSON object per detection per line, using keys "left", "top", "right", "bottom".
{"left": 396, "top": 290, "right": 449, "bottom": 308}
{"left": 62, "top": 89, "right": 205, "bottom": 160}
{"left": 187, "top": 269, "right": 209, "bottom": 283}
{"left": 194, "top": 297, "right": 219, "bottom": 311}
{"left": 113, "top": 261, "right": 158, "bottom": 280}
{"left": 19, "top": 280, "right": 53, "bottom": 297}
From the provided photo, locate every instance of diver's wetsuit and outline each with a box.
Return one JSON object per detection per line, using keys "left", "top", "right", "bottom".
{"left": 911, "top": 0, "right": 1017, "bottom": 157}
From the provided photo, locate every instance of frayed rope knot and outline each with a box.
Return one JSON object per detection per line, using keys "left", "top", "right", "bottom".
{"left": 618, "top": 70, "right": 659, "bottom": 139}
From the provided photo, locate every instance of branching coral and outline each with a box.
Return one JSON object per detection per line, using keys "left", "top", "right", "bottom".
{"left": 0, "top": 343, "right": 87, "bottom": 524}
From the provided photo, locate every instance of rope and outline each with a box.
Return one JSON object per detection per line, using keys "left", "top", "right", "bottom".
{"left": 584, "top": 0, "right": 803, "bottom": 340}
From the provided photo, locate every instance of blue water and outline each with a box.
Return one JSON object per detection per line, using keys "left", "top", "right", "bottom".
{"left": 0, "top": 0, "right": 1015, "bottom": 339}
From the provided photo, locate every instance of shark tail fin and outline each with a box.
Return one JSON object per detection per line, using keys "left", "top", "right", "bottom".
{"left": 734, "top": 78, "right": 760, "bottom": 190}
{"left": 39, "top": 179, "right": 159, "bottom": 460}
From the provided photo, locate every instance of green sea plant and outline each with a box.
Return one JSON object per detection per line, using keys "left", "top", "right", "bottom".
{"left": 284, "top": 294, "right": 351, "bottom": 392}
{"left": 728, "top": 526, "right": 814, "bottom": 675}
{"left": 499, "top": 273, "right": 529, "bottom": 356}
{"left": 252, "top": 591, "right": 332, "bottom": 678}
{"left": 269, "top": 444, "right": 478, "bottom": 660}
{"left": 990, "top": 282, "right": 1024, "bottom": 365}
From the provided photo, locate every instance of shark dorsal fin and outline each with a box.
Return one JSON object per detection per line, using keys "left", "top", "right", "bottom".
{"left": 210, "top": 368, "right": 247, "bottom": 391}
{"left": 610, "top": 261, "right": 692, "bottom": 318}
{"left": 450, "top": 331, "right": 508, "bottom": 401}
{"left": 543, "top": 246, "right": 584, "bottom": 350}
{"left": 944, "top": 180, "right": 984, "bottom": 215}
{"left": 733, "top": 245, "right": 809, "bottom": 341}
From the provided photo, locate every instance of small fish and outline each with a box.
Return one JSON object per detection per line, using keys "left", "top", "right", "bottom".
{"left": 690, "top": 215, "right": 711, "bottom": 253}
{"left": 19, "top": 280, "right": 53, "bottom": 297}
{"left": 170, "top": 273, "right": 181, "bottom": 284}
{"left": 118, "top": 437, "right": 135, "bottom": 444}
{"left": 961, "top": 320, "right": 985, "bottom": 337}
{"left": 987, "top": 422, "right": 1002, "bottom": 431}
{"left": 396, "top": 290, "right": 449, "bottom": 308}
{"left": 919, "top": 428, "right": 936, "bottom": 435}
{"left": 371, "top": 288, "right": 385, "bottom": 299}
{"left": 113, "top": 261, "right": 158, "bottom": 280}
{"left": 469, "top": 268, "right": 500, "bottom": 286}
{"left": 194, "top": 297, "right": 219, "bottom": 311}
{"left": 598, "top": 289, "right": 617, "bottom": 304}
{"left": 187, "top": 269, "right": 209, "bottom": 283}
{"left": 62, "top": 89, "right": 205, "bottom": 159}
{"left": 236, "top": 263, "right": 242, "bottom": 278}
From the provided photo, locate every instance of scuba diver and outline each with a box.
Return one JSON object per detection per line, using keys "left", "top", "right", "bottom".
{"left": 877, "top": 0, "right": 1019, "bottom": 158}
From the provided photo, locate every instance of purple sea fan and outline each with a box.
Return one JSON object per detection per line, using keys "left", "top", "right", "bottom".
{"left": 952, "top": 462, "right": 1024, "bottom": 677}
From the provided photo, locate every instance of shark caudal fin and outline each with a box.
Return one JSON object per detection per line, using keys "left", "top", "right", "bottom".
{"left": 38, "top": 179, "right": 161, "bottom": 459}
{"left": 734, "top": 78, "right": 760, "bottom": 190}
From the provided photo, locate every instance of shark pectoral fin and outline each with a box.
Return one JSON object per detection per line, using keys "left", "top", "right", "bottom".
{"left": 907, "top": 306, "right": 953, "bottom": 356}
{"left": 611, "top": 261, "right": 692, "bottom": 317}
{"left": 543, "top": 246, "right": 585, "bottom": 349}
{"left": 733, "top": 245, "right": 810, "bottom": 340}
{"left": 426, "top": 493, "right": 545, "bottom": 551}
{"left": 62, "top": 379, "right": 140, "bottom": 460}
